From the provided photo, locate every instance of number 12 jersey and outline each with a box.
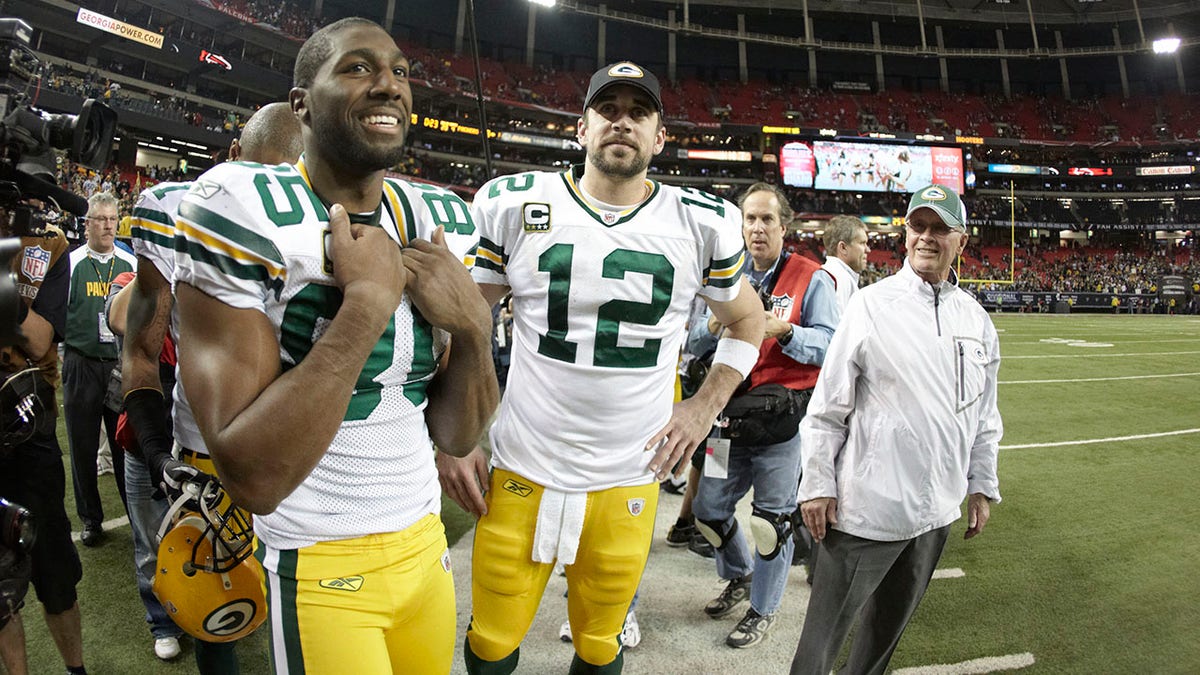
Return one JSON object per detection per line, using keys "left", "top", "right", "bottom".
{"left": 471, "top": 167, "right": 746, "bottom": 492}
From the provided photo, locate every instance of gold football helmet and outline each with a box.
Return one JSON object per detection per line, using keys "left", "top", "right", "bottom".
{"left": 153, "top": 478, "right": 265, "bottom": 642}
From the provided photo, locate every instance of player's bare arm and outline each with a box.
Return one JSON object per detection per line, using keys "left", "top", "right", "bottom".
{"left": 177, "top": 204, "right": 406, "bottom": 514}
{"left": 121, "top": 259, "right": 173, "bottom": 395}
{"left": 645, "top": 276, "right": 765, "bottom": 479}
{"left": 106, "top": 278, "right": 134, "bottom": 337}
{"left": 118, "top": 257, "right": 201, "bottom": 491}
{"left": 434, "top": 281, "right": 508, "bottom": 512}
{"left": 404, "top": 227, "right": 498, "bottom": 456}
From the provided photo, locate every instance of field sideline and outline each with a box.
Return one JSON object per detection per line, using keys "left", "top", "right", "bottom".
{"left": 18, "top": 314, "right": 1200, "bottom": 673}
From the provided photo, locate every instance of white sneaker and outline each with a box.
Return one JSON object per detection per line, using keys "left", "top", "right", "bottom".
{"left": 620, "top": 610, "right": 641, "bottom": 649}
{"left": 559, "top": 619, "right": 572, "bottom": 642}
{"left": 154, "top": 636, "right": 181, "bottom": 661}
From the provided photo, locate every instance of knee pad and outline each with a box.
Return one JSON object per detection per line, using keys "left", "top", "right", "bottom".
{"left": 694, "top": 517, "right": 739, "bottom": 551}
{"left": 749, "top": 507, "right": 795, "bottom": 561}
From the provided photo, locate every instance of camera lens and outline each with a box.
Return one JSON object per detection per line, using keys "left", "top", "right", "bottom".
{"left": 0, "top": 498, "right": 36, "bottom": 552}
{"left": 43, "top": 112, "right": 77, "bottom": 151}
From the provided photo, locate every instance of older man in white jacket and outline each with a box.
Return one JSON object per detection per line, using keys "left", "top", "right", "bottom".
{"left": 790, "top": 185, "right": 1003, "bottom": 675}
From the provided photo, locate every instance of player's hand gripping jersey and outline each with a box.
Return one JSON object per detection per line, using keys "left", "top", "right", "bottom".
{"left": 173, "top": 159, "right": 479, "bottom": 551}
{"left": 472, "top": 168, "right": 745, "bottom": 491}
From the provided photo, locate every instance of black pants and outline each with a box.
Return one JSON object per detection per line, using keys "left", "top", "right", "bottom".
{"left": 0, "top": 426, "right": 83, "bottom": 614}
{"left": 790, "top": 525, "right": 951, "bottom": 675}
{"left": 62, "top": 348, "right": 126, "bottom": 527}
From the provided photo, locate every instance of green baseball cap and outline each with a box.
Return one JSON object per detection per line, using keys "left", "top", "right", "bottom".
{"left": 906, "top": 184, "right": 967, "bottom": 232}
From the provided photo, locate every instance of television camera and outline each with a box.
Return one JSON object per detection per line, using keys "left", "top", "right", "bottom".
{"left": 0, "top": 17, "right": 117, "bottom": 346}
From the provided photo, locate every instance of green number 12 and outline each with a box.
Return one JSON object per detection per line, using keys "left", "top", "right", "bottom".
{"left": 536, "top": 244, "right": 674, "bottom": 369}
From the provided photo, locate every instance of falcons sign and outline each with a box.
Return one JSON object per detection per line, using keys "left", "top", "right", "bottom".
{"left": 199, "top": 50, "right": 232, "bottom": 71}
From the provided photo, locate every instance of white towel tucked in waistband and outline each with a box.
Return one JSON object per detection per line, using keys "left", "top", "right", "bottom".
{"left": 532, "top": 488, "right": 587, "bottom": 566}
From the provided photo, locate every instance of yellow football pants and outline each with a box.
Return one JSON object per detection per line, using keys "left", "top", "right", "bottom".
{"left": 259, "top": 513, "right": 455, "bottom": 675}
{"left": 466, "top": 469, "right": 658, "bottom": 668}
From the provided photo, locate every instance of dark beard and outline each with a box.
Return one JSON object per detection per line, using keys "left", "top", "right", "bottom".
{"left": 315, "top": 113, "right": 408, "bottom": 173}
{"left": 588, "top": 145, "right": 650, "bottom": 180}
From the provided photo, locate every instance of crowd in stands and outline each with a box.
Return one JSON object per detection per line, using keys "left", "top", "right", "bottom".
{"left": 31, "top": 1, "right": 1200, "bottom": 306}
{"left": 53, "top": 0, "right": 1200, "bottom": 145}
{"left": 55, "top": 159, "right": 190, "bottom": 226}
{"left": 774, "top": 224, "right": 1196, "bottom": 301}
{"left": 1007, "top": 247, "right": 1197, "bottom": 296}
{"left": 38, "top": 61, "right": 247, "bottom": 135}
{"left": 216, "top": 0, "right": 322, "bottom": 38}
{"left": 40, "top": 142, "right": 1198, "bottom": 307}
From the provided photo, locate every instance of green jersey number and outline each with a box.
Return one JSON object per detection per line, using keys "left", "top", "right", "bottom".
{"left": 279, "top": 284, "right": 396, "bottom": 421}
{"left": 253, "top": 173, "right": 326, "bottom": 227}
{"left": 488, "top": 173, "right": 535, "bottom": 199}
{"left": 412, "top": 185, "right": 475, "bottom": 235}
{"left": 679, "top": 187, "right": 726, "bottom": 218}
{"left": 537, "top": 244, "right": 674, "bottom": 369}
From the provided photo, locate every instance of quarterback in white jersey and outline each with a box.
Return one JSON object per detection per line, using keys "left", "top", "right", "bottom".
{"left": 170, "top": 19, "right": 498, "bottom": 674}
{"left": 447, "top": 61, "right": 764, "bottom": 675}
{"left": 473, "top": 168, "right": 748, "bottom": 491}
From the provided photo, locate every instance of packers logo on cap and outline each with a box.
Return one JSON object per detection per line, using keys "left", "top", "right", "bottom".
{"left": 921, "top": 186, "right": 947, "bottom": 201}
{"left": 608, "top": 62, "right": 644, "bottom": 78}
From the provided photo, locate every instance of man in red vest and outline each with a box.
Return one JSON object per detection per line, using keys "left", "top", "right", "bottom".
{"left": 689, "top": 182, "right": 840, "bottom": 648}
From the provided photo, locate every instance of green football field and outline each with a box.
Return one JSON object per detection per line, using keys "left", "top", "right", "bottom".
{"left": 17, "top": 313, "right": 1200, "bottom": 674}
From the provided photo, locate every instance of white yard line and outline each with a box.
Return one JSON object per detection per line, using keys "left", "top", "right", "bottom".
{"left": 1001, "top": 428, "right": 1200, "bottom": 450}
{"left": 1006, "top": 338, "right": 1200, "bottom": 345}
{"left": 892, "top": 652, "right": 1036, "bottom": 675}
{"left": 1000, "top": 372, "right": 1200, "bottom": 385}
{"left": 932, "top": 568, "right": 965, "bottom": 580}
{"left": 1004, "top": 350, "right": 1200, "bottom": 359}
{"left": 70, "top": 515, "right": 130, "bottom": 542}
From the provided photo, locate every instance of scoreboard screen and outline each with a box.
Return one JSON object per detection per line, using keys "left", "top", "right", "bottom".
{"left": 780, "top": 140, "right": 964, "bottom": 194}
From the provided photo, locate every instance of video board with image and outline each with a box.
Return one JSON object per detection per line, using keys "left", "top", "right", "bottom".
{"left": 780, "top": 140, "right": 964, "bottom": 194}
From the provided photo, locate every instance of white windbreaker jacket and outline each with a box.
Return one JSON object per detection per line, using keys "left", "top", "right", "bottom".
{"left": 799, "top": 259, "right": 1003, "bottom": 542}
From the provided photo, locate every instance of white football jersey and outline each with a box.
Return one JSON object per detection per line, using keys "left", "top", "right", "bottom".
{"left": 173, "top": 157, "right": 478, "bottom": 553}
{"left": 472, "top": 167, "right": 745, "bottom": 492}
{"left": 129, "top": 181, "right": 208, "bottom": 454}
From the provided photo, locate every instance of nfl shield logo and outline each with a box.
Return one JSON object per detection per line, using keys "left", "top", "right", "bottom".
{"left": 602, "top": 211, "right": 618, "bottom": 225}
{"left": 627, "top": 498, "right": 645, "bottom": 517}
{"left": 21, "top": 246, "right": 51, "bottom": 283}
{"left": 771, "top": 293, "right": 794, "bottom": 320}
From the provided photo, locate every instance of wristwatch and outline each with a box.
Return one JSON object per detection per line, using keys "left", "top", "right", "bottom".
{"left": 776, "top": 328, "right": 794, "bottom": 347}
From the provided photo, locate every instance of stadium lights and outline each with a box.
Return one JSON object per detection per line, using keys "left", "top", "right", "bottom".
{"left": 527, "top": 0, "right": 557, "bottom": 7}
{"left": 1153, "top": 37, "right": 1181, "bottom": 54}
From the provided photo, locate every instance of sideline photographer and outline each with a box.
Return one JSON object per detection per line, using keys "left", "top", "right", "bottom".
{"left": 0, "top": 17, "right": 116, "bottom": 673}
{"left": 0, "top": 196, "right": 86, "bottom": 675}
{"left": 686, "top": 183, "right": 840, "bottom": 649}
